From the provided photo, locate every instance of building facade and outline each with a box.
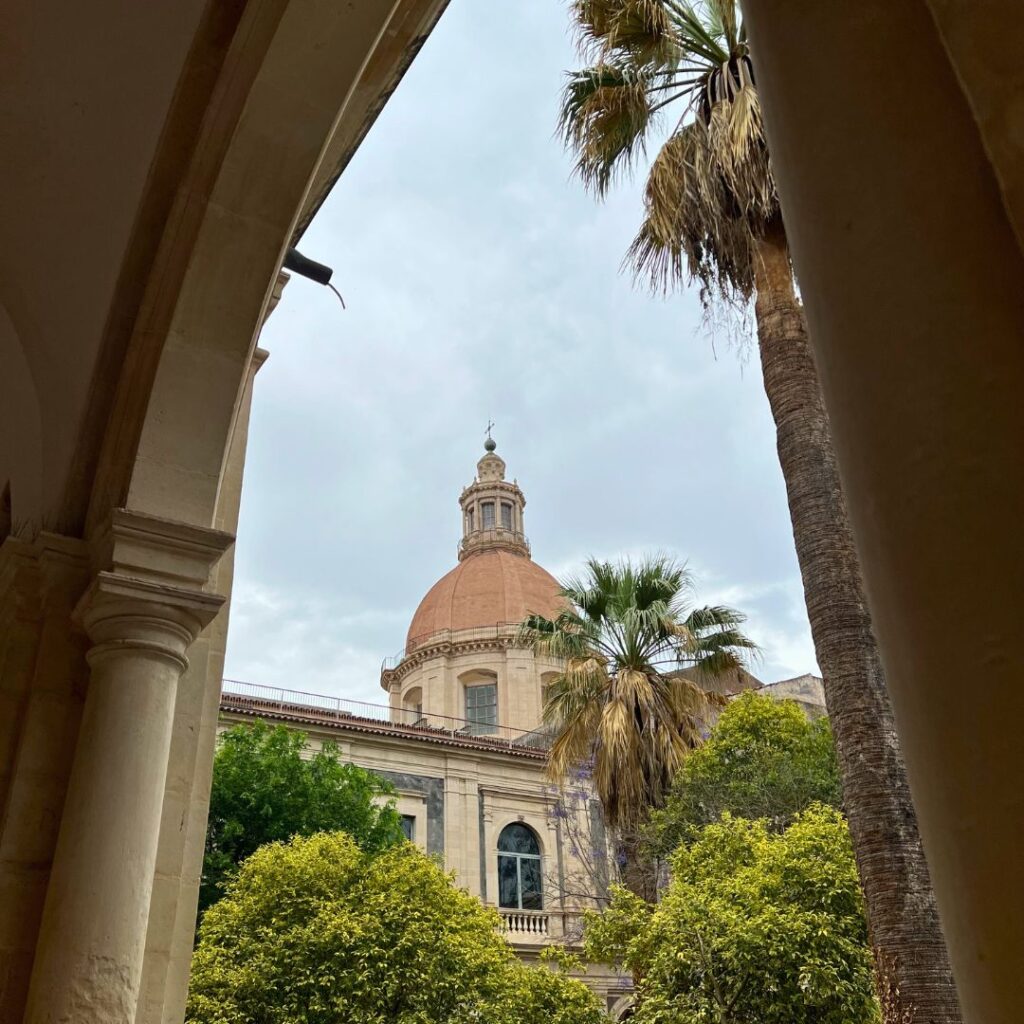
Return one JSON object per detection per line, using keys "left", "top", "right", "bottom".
{"left": 219, "top": 440, "right": 631, "bottom": 1012}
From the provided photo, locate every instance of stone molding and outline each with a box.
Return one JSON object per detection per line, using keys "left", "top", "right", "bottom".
{"left": 91, "top": 508, "right": 235, "bottom": 591}
{"left": 382, "top": 634, "right": 516, "bottom": 687}
{"left": 0, "top": 533, "right": 92, "bottom": 632}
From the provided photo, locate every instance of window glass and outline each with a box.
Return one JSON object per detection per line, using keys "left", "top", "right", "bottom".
{"left": 482, "top": 502, "right": 495, "bottom": 529}
{"left": 400, "top": 815, "right": 415, "bottom": 842}
{"left": 497, "top": 823, "right": 543, "bottom": 910}
{"left": 498, "top": 823, "right": 540, "bottom": 854}
{"left": 519, "top": 857, "right": 543, "bottom": 910}
{"left": 465, "top": 682, "right": 497, "bottom": 734}
{"left": 500, "top": 502, "right": 513, "bottom": 529}
{"left": 498, "top": 854, "right": 519, "bottom": 907}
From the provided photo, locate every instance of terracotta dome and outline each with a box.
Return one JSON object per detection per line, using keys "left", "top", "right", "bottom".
{"left": 406, "top": 549, "right": 563, "bottom": 649}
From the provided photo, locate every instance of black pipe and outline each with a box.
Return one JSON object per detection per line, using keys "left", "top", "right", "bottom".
{"left": 283, "top": 247, "right": 333, "bottom": 286}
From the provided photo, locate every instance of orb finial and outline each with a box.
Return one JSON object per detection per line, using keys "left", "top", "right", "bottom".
{"left": 484, "top": 419, "right": 496, "bottom": 452}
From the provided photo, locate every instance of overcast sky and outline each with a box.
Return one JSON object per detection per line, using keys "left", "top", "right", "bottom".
{"left": 223, "top": 0, "right": 819, "bottom": 705}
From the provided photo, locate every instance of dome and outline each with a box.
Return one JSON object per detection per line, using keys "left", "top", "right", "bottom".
{"left": 406, "top": 549, "right": 563, "bottom": 649}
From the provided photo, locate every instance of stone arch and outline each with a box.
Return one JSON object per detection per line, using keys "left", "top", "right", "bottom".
{"left": 401, "top": 685, "right": 423, "bottom": 724}
{"left": 608, "top": 995, "right": 634, "bottom": 1020}
{"left": 86, "top": 0, "right": 426, "bottom": 533}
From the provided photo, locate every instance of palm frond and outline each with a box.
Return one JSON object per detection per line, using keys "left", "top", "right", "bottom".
{"left": 575, "top": 0, "right": 680, "bottom": 68}
{"left": 627, "top": 108, "right": 769, "bottom": 300}
{"left": 560, "top": 65, "right": 654, "bottom": 196}
{"left": 518, "top": 555, "right": 754, "bottom": 831}
{"left": 563, "top": 0, "right": 779, "bottom": 308}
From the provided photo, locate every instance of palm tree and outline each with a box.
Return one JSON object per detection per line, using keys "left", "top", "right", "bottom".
{"left": 558, "top": 3, "right": 961, "bottom": 1022}
{"left": 517, "top": 555, "right": 755, "bottom": 900}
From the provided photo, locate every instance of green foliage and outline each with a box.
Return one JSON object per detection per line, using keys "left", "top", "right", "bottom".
{"left": 188, "top": 832, "right": 606, "bottom": 1024}
{"left": 200, "top": 721, "right": 404, "bottom": 915}
{"left": 586, "top": 806, "right": 879, "bottom": 1024}
{"left": 649, "top": 692, "right": 842, "bottom": 854}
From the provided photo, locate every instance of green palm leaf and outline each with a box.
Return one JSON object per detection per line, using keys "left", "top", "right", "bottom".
{"left": 516, "top": 555, "right": 756, "bottom": 831}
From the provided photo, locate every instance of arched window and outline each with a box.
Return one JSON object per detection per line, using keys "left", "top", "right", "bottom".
{"left": 497, "top": 823, "right": 542, "bottom": 910}
{"left": 401, "top": 686, "right": 423, "bottom": 725}
{"left": 540, "top": 671, "right": 560, "bottom": 716}
{"left": 460, "top": 669, "right": 498, "bottom": 735}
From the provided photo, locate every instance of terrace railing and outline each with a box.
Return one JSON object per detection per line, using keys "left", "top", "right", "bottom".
{"left": 220, "top": 678, "right": 553, "bottom": 751}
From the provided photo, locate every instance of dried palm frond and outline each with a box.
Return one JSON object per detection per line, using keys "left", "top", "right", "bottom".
{"left": 575, "top": 0, "right": 679, "bottom": 68}
{"left": 560, "top": 65, "right": 654, "bottom": 195}
{"left": 560, "top": 0, "right": 779, "bottom": 304}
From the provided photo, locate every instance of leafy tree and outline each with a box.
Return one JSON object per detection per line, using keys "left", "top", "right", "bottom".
{"left": 200, "top": 721, "right": 404, "bottom": 915}
{"left": 649, "top": 692, "right": 841, "bottom": 854}
{"left": 517, "top": 555, "right": 755, "bottom": 899}
{"left": 585, "top": 806, "right": 879, "bottom": 1024}
{"left": 559, "top": 3, "right": 959, "bottom": 1018}
{"left": 188, "top": 832, "right": 607, "bottom": 1024}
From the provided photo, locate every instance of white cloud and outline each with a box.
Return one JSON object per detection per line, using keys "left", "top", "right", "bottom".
{"left": 224, "top": 0, "right": 819, "bottom": 701}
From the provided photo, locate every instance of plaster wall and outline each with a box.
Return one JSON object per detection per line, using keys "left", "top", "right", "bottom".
{"left": 392, "top": 641, "right": 563, "bottom": 735}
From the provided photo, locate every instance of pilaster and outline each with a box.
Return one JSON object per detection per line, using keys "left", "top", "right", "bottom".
{"left": 0, "top": 534, "right": 90, "bottom": 1022}
{"left": 23, "top": 511, "right": 232, "bottom": 1024}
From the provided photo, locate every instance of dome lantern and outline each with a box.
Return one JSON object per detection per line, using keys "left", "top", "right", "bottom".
{"left": 382, "top": 438, "right": 566, "bottom": 735}
{"left": 458, "top": 436, "right": 529, "bottom": 561}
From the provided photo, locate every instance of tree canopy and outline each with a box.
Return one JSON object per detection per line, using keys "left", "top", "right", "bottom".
{"left": 188, "top": 832, "right": 607, "bottom": 1024}
{"left": 648, "top": 692, "right": 842, "bottom": 854}
{"left": 585, "top": 806, "right": 879, "bottom": 1024}
{"left": 200, "top": 721, "right": 404, "bottom": 915}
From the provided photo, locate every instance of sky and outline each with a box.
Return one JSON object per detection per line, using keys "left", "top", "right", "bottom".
{"left": 223, "top": 0, "right": 819, "bottom": 706}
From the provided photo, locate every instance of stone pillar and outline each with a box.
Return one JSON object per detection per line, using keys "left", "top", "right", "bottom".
{"left": 739, "top": 3, "right": 1024, "bottom": 1020}
{"left": 23, "top": 514, "right": 231, "bottom": 1024}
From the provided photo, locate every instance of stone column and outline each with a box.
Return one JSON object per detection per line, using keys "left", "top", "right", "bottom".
{"left": 740, "top": 3, "right": 1024, "bottom": 1020}
{"left": 23, "top": 515, "right": 231, "bottom": 1024}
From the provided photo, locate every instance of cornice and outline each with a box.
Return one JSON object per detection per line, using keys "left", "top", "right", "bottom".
{"left": 219, "top": 697, "right": 548, "bottom": 760}
{"left": 381, "top": 634, "right": 518, "bottom": 687}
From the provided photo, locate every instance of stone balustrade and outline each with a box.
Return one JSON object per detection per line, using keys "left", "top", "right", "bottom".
{"left": 499, "top": 909, "right": 551, "bottom": 939}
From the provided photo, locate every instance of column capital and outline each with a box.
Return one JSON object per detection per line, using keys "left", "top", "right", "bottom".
{"left": 0, "top": 532, "right": 92, "bottom": 625}
{"left": 76, "top": 572, "right": 226, "bottom": 673}
{"left": 75, "top": 509, "right": 236, "bottom": 672}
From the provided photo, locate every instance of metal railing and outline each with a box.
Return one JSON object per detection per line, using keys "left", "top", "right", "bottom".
{"left": 220, "top": 678, "right": 553, "bottom": 751}
{"left": 382, "top": 621, "right": 526, "bottom": 671}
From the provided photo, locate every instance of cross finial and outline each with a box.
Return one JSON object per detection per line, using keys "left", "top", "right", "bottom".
{"left": 484, "top": 420, "right": 496, "bottom": 452}
{"left": 486, "top": 419, "right": 495, "bottom": 440}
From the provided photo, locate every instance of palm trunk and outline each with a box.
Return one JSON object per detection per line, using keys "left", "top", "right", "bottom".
{"left": 618, "top": 831, "right": 658, "bottom": 905}
{"left": 751, "top": 217, "right": 961, "bottom": 1024}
